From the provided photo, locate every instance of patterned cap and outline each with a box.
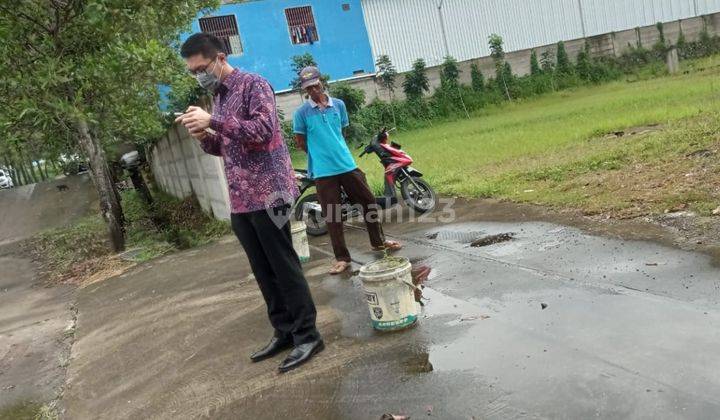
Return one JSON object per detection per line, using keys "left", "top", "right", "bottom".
{"left": 299, "top": 66, "right": 322, "bottom": 89}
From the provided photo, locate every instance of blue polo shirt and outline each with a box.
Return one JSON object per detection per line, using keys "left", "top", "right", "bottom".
{"left": 293, "top": 96, "right": 357, "bottom": 179}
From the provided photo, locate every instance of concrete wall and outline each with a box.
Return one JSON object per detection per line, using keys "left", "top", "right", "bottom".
{"left": 150, "top": 125, "right": 232, "bottom": 221}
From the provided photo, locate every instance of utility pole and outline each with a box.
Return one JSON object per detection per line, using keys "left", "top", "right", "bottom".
{"left": 437, "top": 0, "right": 450, "bottom": 58}
{"left": 437, "top": 0, "right": 469, "bottom": 119}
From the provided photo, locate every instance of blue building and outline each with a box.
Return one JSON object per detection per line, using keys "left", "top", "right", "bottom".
{"left": 183, "top": 0, "right": 376, "bottom": 92}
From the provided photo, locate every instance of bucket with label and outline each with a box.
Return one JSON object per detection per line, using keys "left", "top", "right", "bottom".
{"left": 291, "top": 221, "right": 310, "bottom": 263}
{"left": 359, "top": 256, "right": 420, "bottom": 331}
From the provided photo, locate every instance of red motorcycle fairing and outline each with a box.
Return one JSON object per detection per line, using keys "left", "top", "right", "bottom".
{"left": 379, "top": 142, "right": 413, "bottom": 184}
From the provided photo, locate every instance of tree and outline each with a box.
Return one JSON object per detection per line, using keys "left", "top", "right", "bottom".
{"left": 374, "top": 54, "right": 398, "bottom": 126}
{"left": 403, "top": 58, "right": 430, "bottom": 101}
{"left": 289, "top": 53, "right": 329, "bottom": 90}
{"left": 556, "top": 41, "right": 574, "bottom": 75}
{"left": 656, "top": 22, "right": 666, "bottom": 47}
{"left": 677, "top": 29, "right": 687, "bottom": 50}
{"left": 540, "top": 50, "right": 556, "bottom": 73}
{"left": 470, "top": 63, "right": 485, "bottom": 92}
{"left": 0, "top": 1, "right": 219, "bottom": 252}
{"left": 530, "top": 50, "right": 542, "bottom": 76}
{"left": 375, "top": 54, "right": 398, "bottom": 98}
{"left": 440, "top": 55, "right": 460, "bottom": 90}
{"left": 576, "top": 42, "right": 593, "bottom": 81}
{"left": 489, "top": 34, "right": 511, "bottom": 100}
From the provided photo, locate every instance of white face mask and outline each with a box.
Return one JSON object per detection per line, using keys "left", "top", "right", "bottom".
{"left": 196, "top": 58, "right": 220, "bottom": 92}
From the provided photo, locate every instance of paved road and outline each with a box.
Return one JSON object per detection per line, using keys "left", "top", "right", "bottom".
{"left": 0, "top": 175, "right": 96, "bottom": 247}
{"left": 0, "top": 176, "right": 95, "bottom": 416}
{"left": 61, "top": 200, "right": 720, "bottom": 419}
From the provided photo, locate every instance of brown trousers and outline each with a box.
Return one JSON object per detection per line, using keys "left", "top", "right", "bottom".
{"left": 315, "top": 169, "right": 385, "bottom": 262}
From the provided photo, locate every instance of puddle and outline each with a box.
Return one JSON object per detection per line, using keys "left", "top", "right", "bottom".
{"left": 409, "top": 221, "right": 720, "bottom": 304}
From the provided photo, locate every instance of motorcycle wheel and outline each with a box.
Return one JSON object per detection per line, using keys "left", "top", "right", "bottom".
{"left": 400, "top": 177, "right": 437, "bottom": 213}
{"left": 294, "top": 193, "right": 328, "bottom": 236}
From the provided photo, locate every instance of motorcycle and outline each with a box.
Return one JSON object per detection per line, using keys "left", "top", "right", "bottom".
{"left": 294, "top": 128, "right": 437, "bottom": 236}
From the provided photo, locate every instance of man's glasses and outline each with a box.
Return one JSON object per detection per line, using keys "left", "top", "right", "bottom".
{"left": 188, "top": 57, "right": 217, "bottom": 76}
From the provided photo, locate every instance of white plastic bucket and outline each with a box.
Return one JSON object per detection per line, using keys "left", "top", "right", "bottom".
{"left": 359, "top": 257, "right": 420, "bottom": 331}
{"left": 291, "top": 221, "right": 310, "bottom": 263}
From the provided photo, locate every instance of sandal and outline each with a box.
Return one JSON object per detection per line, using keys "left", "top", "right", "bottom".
{"left": 373, "top": 240, "right": 403, "bottom": 252}
{"left": 329, "top": 260, "right": 351, "bottom": 275}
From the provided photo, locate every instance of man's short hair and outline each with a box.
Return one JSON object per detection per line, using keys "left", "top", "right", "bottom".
{"left": 181, "top": 33, "right": 223, "bottom": 59}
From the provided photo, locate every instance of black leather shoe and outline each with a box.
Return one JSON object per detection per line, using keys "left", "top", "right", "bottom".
{"left": 278, "top": 340, "right": 325, "bottom": 373}
{"left": 250, "top": 336, "right": 293, "bottom": 363}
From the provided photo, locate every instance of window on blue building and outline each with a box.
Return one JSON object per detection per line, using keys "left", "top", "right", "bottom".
{"left": 285, "top": 6, "right": 319, "bottom": 45}
{"left": 199, "top": 15, "right": 243, "bottom": 55}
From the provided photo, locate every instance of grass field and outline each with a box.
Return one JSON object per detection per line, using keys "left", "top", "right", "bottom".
{"left": 293, "top": 56, "right": 720, "bottom": 217}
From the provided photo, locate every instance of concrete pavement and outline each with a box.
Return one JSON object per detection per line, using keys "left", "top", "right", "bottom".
{"left": 62, "top": 200, "right": 720, "bottom": 419}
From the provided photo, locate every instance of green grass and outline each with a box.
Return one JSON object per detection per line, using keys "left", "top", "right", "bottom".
{"left": 292, "top": 56, "right": 720, "bottom": 212}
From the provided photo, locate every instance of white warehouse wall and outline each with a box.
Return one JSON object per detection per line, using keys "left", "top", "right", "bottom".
{"left": 361, "top": 0, "right": 720, "bottom": 72}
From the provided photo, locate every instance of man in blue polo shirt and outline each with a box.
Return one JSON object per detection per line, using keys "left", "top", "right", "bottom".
{"left": 293, "top": 66, "right": 401, "bottom": 274}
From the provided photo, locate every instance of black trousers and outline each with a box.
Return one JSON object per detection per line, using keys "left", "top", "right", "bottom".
{"left": 231, "top": 206, "right": 320, "bottom": 345}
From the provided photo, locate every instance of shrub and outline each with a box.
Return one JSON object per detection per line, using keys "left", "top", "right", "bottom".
{"left": 576, "top": 42, "right": 593, "bottom": 81}
{"left": 329, "top": 82, "right": 366, "bottom": 115}
{"left": 276, "top": 108, "right": 296, "bottom": 151}
{"left": 470, "top": 63, "right": 485, "bottom": 92}
{"left": 403, "top": 58, "right": 430, "bottom": 101}
{"left": 530, "top": 50, "right": 542, "bottom": 76}
{"left": 540, "top": 49, "right": 556, "bottom": 74}
{"left": 556, "top": 41, "right": 574, "bottom": 76}
{"left": 440, "top": 55, "right": 460, "bottom": 89}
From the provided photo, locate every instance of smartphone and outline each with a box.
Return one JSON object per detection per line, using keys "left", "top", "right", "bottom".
{"left": 173, "top": 112, "right": 184, "bottom": 117}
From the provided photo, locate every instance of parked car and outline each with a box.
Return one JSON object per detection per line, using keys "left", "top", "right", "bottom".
{"left": 0, "top": 169, "right": 14, "bottom": 189}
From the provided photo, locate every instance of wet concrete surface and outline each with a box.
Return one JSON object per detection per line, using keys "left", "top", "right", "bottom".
{"left": 334, "top": 208, "right": 720, "bottom": 419}
{"left": 62, "top": 201, "right": 720, "bottom": 419}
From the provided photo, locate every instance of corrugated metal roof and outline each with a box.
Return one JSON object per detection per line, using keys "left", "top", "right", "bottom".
{"left": 361, "top": 0, "right": 720, "bottom": 72}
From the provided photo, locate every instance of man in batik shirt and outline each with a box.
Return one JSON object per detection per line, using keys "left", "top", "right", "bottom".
{"left": 176, "top": 33, "right": 323, "bottom": 373}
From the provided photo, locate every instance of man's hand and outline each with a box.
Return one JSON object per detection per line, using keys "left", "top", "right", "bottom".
{"left": 189, "top": 129, "right": 208, "bottom": 142}
{"left": 294, "top": 134, "right": 307, "bottom": 152}
{"left": 177, "top": 106, "right": 212, "bottom": 134}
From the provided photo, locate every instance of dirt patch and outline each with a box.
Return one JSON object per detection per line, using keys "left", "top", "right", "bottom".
{"left": 470, "top": 233, "right": 515, "bottom": 247}
{"left": 401, "top": 351, "right": 434, "bottom": 374}
{"left": 78, "top": 257, "right": 135, "bottom": 288}
{"left": 0, "top": 401, "right": 44, "bottom": 420}
{"left": 686, "top": 148, "right": 716, "bottom": 158}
